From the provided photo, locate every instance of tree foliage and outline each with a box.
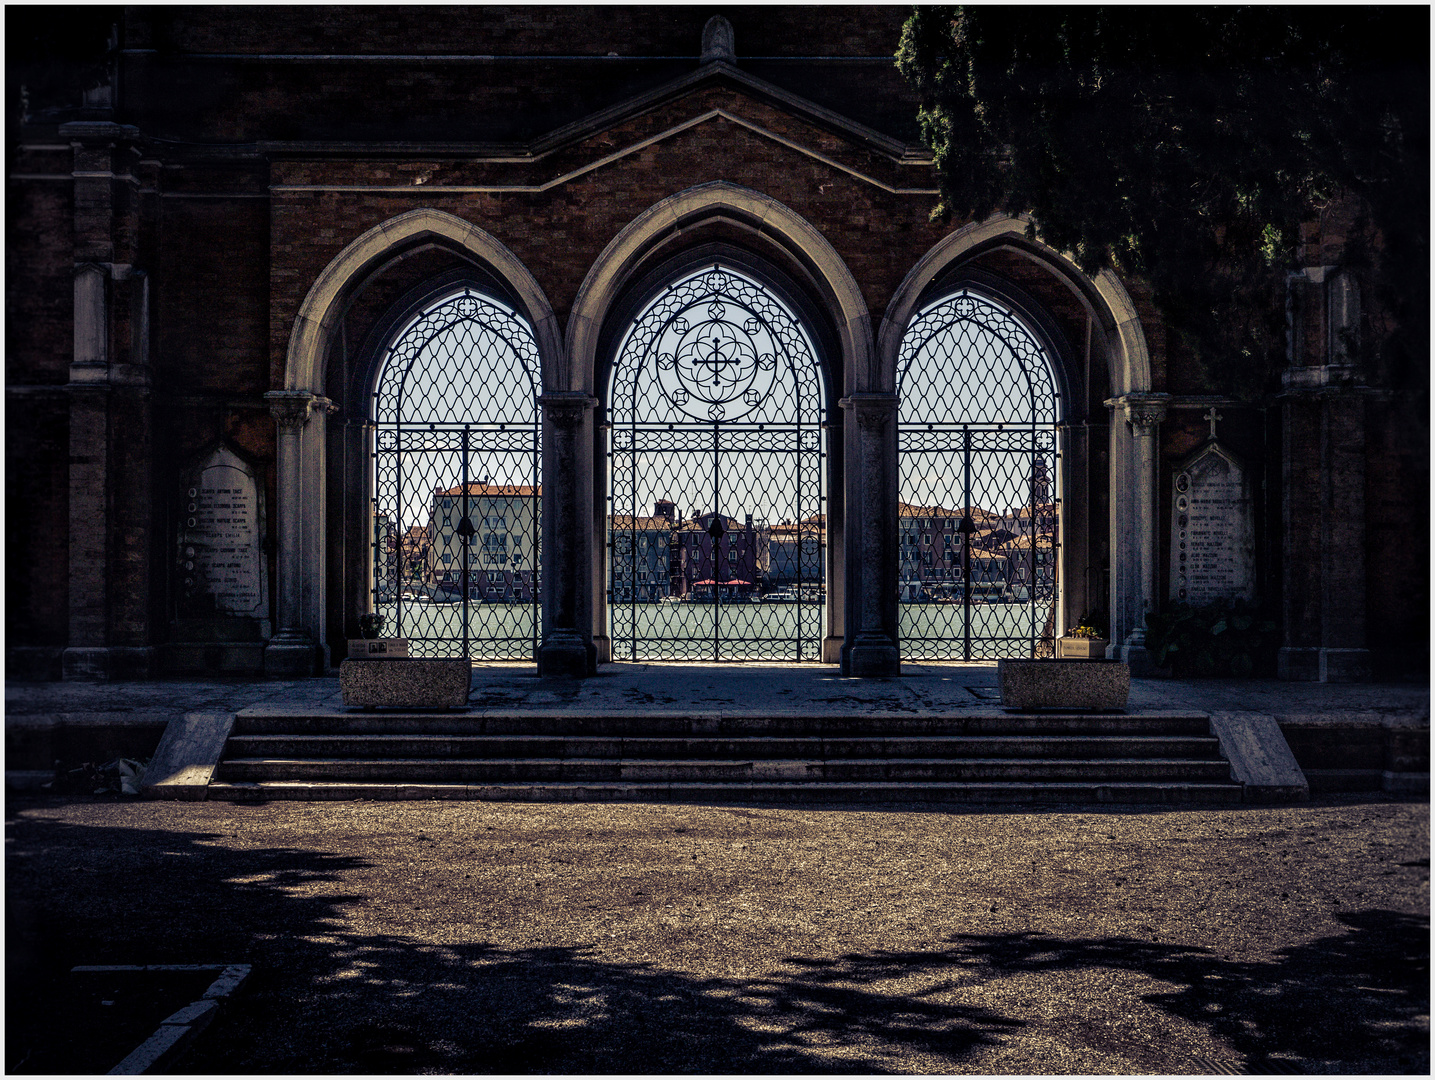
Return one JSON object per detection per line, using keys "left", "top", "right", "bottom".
{"left": 896, "top": 7, "right": 1428, "bottom": 397}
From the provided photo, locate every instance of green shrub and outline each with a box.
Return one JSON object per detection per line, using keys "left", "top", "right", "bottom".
{"left": 1146, "top": 599, "right": 1279, "bottom": 677}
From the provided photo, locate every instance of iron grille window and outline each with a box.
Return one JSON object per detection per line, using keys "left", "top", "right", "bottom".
{"left": 371, "top": 288, "right": 541, "bottom": 658}
{"left": 607, "top": 264, "right": 826, "bottom": 660}
{"left": 896, "top": 288, "right": 1060, "bottom": 660}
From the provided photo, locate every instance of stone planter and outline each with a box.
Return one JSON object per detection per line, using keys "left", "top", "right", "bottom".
{"left": 339, "top": 658, "right": 470, "bottom": 709}
{"left": 997, "top": 658, "right": 1130, "bottom": 711}
{"left": 1056, "top": 636, "right": 1108, "bottom": 659}
{"left": 347, "top": 638, "right": 409, "bottom": 659}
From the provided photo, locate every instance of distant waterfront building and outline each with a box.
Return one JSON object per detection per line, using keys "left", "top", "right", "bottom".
{"left": 398, "top": 525, "right": 433, "bottom": 591}
{"left": 427, "top": 483, "right": 539, "bottom": 601}
{"left": 610, "top": 502, "right": 678, "bottom": 601}
{"left": 767, "top": 515, "right": 825, "bottom": 592}
{"left": 676, "top": 512, "right": 769, "bottom": 599}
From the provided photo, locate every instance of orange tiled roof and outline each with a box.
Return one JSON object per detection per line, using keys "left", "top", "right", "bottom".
{"left": 435, "top": 483, "right": 540, "bottom": 497}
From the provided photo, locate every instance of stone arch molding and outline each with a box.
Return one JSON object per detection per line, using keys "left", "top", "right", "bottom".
{"left": 875, "top": 213, "right": 1161, "bottom": 670}
{"left": 565, "top": 181, "right": 875, "bottom": 395}
{"left": 265, "top": 208, "right": 561, "bottom": 676}
{"left": 284, "top": 207, "right": 563, "bottom": 394}
{"left": 876, "top": 213, "right": 1152, "bottom": 396}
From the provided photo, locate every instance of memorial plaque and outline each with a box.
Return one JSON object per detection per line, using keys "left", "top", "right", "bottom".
{"left": 177, "top": 445, "right": 268, "bottom": 620}
{"left": 1170, "top": 443, "right": 1255, "bottom": 604}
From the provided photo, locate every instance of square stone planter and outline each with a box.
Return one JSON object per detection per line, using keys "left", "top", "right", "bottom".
{"left": 1056, "top": 636, "right": 1109, "bottom": 659}
{"left": 997, "top": 658, "right": 1130, "bottom": 711}
{"left": 339, "top": 658, "right": 470, "bottom": 710}
{"left": 347, "top": 638, "right": 409, "bottom": 659}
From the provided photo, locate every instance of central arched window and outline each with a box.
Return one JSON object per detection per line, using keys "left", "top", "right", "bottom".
{"left": 606, "top": 263, "right": 828, "bottom": 660}
{"left": 896, "top": 287, "right": 1061, "bottom": 659}
{"left": 370, "top": 287, "right": 541, "bottom": 658}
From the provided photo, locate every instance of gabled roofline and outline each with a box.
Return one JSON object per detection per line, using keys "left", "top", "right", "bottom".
{"left": 251, "top": 59, "right": 933, "bottom": 167}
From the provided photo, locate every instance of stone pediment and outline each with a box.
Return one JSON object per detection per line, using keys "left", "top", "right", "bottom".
{"left": 265, "top": 60, "right": 938, "bottom": 197}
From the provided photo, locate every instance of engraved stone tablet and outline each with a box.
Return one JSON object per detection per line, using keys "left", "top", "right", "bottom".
{"left": 1170, "top": 443, "right": 1255, "bottom": 605}
{"left": 177, "top": 445, "right": 268, "bottom": 620}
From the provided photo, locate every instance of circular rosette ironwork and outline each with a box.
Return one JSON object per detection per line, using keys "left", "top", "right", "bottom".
{"left": 620, "top": 267, "right": 793, "bottom": 424}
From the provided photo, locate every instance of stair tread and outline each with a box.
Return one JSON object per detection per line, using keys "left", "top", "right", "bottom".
{"left": 221, "top": 755, "right": 1227, "bottom": 765}
{"left": 209, "top": 779, "right": 1244, "bottom": 790}
{"left": 228, "top": 733, "right": 1217, "bottom": 743}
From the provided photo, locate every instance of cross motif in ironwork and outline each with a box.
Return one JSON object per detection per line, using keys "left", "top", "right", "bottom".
{"left": 697, "top": 335, "right": 736, "bottom": 385}
{"left": 1203, "top": 407, "right": 1223, "bottom": 439}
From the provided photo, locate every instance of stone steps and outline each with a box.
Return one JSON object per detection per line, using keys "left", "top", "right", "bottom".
{"left": 216, "top": 756, "right": 1235, "bottom": 784}
{"left": 204, "top": 779, "right": 1245, "bottom": 804}
{"left": 225, "top": 733, "right": 1224, "bottom": 760}
{"left": 206, "top": 710, "right": 1245, "bottom": 803}
{"left": 229, "top": 710, "right": 1213, "bottom": 737}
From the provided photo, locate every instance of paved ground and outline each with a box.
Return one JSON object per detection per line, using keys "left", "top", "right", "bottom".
{"left": 6, "top": 792, "right": 1428, "bottom": 1074}
{"left": 6, "top": 661, "right": 1429, "bottom": 722}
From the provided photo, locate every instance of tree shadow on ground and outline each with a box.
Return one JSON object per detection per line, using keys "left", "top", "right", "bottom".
{"left": 5, "top": 802, "right": 1428, "bottom": 1074}
{"left": 822, "top": 915, "right": 1429, "bottom": 1074}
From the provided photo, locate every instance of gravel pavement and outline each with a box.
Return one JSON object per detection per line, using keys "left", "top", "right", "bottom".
{"left": 6, "top": 794, "right": 1428, "bottom": 1074}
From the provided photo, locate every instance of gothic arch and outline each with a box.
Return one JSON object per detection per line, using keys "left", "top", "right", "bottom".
{"left": 284, "top": 208, "right": 562, "bottom": 394}
{"left": 565, "top": 182, "right": 874, "bottom": 396}
{"left": 876, "top": 214, "right": 1151, "bottom": 397}
{"left": 267, "top": 209, "right": 559, "bottom": 673}
{"left": 550, "top": 184, "right": 872, "bottom": 668}
{"left": 877, "top": 214, "right": 1161, "bottom": 662}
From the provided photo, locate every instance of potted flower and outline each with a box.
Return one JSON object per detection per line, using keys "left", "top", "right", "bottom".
{"left": 1057, "top": 615, "right": 1108, "bottom": 659}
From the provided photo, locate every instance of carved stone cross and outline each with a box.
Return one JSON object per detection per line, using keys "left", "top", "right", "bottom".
{"left": 1203, "top": 407, "right": 1223, "bottom": 440}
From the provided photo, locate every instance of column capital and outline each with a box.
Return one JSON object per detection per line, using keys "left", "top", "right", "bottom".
{"left": 1106, "top": 393, "right": 1171, "bottom": 434}
{"left": 538, "top": 392, "right": 598, "bottom": 429}
{"left": 265, "top": 390, "right": 335, "bottom": 429}
{"left": 839, "top": 393, "right": 898, "bottom": 431}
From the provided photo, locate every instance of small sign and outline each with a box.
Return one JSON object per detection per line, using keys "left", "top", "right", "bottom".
{"left": 348, "top": 638, "right": 410, "bottom": 659}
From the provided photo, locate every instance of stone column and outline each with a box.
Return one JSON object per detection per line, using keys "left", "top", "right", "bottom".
{"left": 1108, "top": 393, "right": 1169, "bottom": 675}
{"left": 60, "top": 120, "right": 156, "bottom": 680}
{"left": 839, "top": 393, "right": 900, "bottom": 676}
{"left": 264, "top": 390, "right": 324, "bottom": 676}
{"left": 1277, "top": 266, "right": 1372, "bottom": 682}
{"left": 538, "top": 392, "right": 598, "bottom": 676}
{"left": 63, "top": 266, "right": 114, "bottom": 679}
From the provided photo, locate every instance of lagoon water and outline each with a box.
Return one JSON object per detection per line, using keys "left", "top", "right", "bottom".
{"left": 377, "top": 600, "right": 1052, "bottom": 661}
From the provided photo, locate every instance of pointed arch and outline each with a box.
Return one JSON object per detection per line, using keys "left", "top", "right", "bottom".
{"left": 283, "top": 208, "right": 562, "bottom": 394}
{"left": 879, "top": 214, "right": 1160, "bottom": 662}
{"left": 565, "top": 181, "right": 874, "bottom": 396}
{"left": 876, "top": 213, "right": 1151, "bottom": 397}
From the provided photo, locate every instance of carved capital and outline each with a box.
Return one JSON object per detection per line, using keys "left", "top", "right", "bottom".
{"left": 539, "top": 392, "right": 597, "bottom": 431}
{"left": 1107, "top": 393, "right": 1170, "bottom": 435}
{"left": 839, "top": 393, "right": 898, "bottom": 433}
{"left": 265, "top": 390, "right": 315, "bottom": 430}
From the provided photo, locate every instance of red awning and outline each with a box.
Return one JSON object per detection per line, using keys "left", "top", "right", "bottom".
{"left": 690, "top": 579, "right": 751, "bottom": 586}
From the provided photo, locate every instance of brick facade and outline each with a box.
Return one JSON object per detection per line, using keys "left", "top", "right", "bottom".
{"left": 6, "top": 6, "right": 1425, "bottom": 679}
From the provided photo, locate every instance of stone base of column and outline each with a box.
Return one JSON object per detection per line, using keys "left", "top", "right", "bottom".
{"left": 1277, "top": 646, "right": 1321, "bottom": 681}
{"left": 821, "top": 635, "right": 844, "bottom": 665}
{"left": 538, "top": 632, "right": 597, "bottom": 677}
{"left": 592, "top": 634, "right": 612, "bottom": 665}
{"left": 263, "top": 637, "right": 323, "bottom": 677}
{"left": 1320, "top": 648, "right": 1372, "bottom": 683}
{"left": 61, "top": 646, "right": 158, "bottom": 681}
{"left": 842, "top": 634, "right": 900, "bottom": 678}
{"left": 1119, "top": 643, "right": 1168, "bottom": 679}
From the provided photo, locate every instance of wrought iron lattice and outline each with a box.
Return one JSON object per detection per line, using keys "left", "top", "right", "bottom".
{"left": 371, "top": 289, "right": 542, "bottom": 659}
{"left": 896, "top": 289, "right": 1061, "bottom": 660}
{"left": 607, "top": 264, "right": 827, "bottom": 660}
